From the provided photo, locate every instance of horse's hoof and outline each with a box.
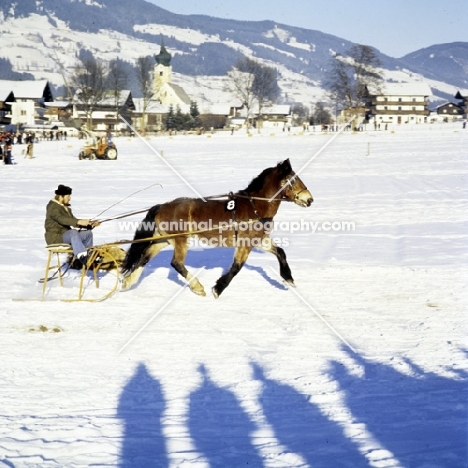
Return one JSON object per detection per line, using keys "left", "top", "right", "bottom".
{"left": 190, "top": 285, "right": 206, "bottom": 296}
{"left": 285, "top": 279, "right": 295, "bottom": 288}
{"left": 212, "top": 287, "right": 219, "bottom": 299}
{"left": 120, "top": 277, "right": 136, "bottom": 292}
{"left": 193, "top": 288, "right": 206, "bottom": 297}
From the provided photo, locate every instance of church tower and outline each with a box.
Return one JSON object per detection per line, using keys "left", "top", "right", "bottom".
{"left": 153, "top": 40, "right": 172, "bottom": 95}
{"left": 152, "top": 39, "right": 192, "bottom": 109}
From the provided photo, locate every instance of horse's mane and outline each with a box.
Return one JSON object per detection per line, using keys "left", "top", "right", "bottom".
{"left": 243, "top": 167, "right": 276, "bottom": 193}
{"left": 242, "top": 159, "right": 292, "bottom": 194}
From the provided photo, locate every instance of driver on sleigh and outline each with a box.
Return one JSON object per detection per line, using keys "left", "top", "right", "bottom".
{"left": 44, "top": 184, "right": 100, "bottom": 265}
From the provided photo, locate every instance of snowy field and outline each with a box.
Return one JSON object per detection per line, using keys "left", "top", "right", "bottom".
{"left": 0, "top": 123, "right": 467, "bottom": 467}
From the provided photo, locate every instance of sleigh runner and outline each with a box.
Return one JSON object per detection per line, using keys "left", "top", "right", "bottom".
{"left": 14, "top": 243, "right": 125, "bottom": 302}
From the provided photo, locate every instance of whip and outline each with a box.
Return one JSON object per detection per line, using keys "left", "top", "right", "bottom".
{"left": 90, "top": 183, "right": 163, "bottom": 223}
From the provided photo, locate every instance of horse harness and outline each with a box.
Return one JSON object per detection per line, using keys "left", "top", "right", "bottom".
{"left": 224, "top": 192, "right": 273, "bottom": 243}
{"left": 223, "top": 174, "right": 302, "bottom": 242}
{"left": 95, "top": 175, "right": 303, "bottom": 244}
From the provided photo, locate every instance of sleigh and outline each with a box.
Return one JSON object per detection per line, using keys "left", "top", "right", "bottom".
{"left": 14, "top": 243, "right": 126, "bottom": 302}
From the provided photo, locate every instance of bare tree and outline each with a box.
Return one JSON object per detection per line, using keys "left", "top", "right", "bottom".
{"left": 135, "top": 55, "right": 154, "bottom": 131}
{"left": 328, "top": 44, "right": 383, "bottom": 125}
{"left": 226, "top": 57, "right": 280, "bottom": 132}
{"left": 226, "top": 65, "right": 256, "bottom": 132}
{"left": 250, "top": 60, "right": 280, "bottom": 131}
{"left": 107, "top": 59, "right": 130, "bottom": 126}
{"left": 71, "top": 56, "right": 107, "bottom": 130}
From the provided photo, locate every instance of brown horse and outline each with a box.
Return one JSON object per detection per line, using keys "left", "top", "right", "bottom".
{"left": 121, "top": 159, "right": 312, "bottom": 298}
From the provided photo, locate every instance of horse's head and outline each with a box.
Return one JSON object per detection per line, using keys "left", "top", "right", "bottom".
{"left": 277, "top": 159, "right": 313, "bottom": 207}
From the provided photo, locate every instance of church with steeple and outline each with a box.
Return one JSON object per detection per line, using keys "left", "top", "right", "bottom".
{"left": 153, "top": 40, "right": 191, "bottom": 110}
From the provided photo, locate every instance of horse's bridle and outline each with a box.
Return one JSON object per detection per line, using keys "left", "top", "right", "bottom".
{"left": 280, "top": 174, "right": 308, "bottom": 203}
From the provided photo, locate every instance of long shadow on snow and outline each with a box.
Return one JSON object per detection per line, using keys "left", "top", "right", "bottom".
{"left": 139, "top": 248, "right": 286, "bottom": 291}
{"left": 329, "top": 348, "right": 468, "bottom": 467}
{"left": 253, "top": 363, "right": 370, "bottom": 467}
{"left": 188, "top": 364, "right": 264, "bottom": 467}
{"left": 117, "top": 363, "right": 168, "bottom": 468}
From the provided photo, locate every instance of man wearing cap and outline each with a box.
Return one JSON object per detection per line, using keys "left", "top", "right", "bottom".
{"left": 44, "top": 185, "right": 100, "bottom": 265}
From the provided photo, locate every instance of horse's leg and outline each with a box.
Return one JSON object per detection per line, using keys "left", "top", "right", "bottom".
{"left": 213, "top": 246, "right": 252, "bottom": 298}
{"left": 121, "top": 241, "right": 169, "bottom": 290}
{"left": 261, "top": 238, "right": 295, "bottom": 286}
{"left": 170, "top": 238, "right": 206, "bottom": 296}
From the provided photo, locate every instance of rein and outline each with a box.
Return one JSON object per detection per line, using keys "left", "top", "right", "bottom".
{"left": 204, "top": 192, "right": 294, "bottom": 202}
{"left": 95, "top": 192, "right": 294, "bottom": 223}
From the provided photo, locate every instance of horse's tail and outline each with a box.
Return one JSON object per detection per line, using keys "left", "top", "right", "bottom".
{"left": 121, "top": 204, "right": 160, "bottom": 275}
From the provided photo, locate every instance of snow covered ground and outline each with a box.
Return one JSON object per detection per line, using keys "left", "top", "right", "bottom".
{"left": 1, "top": 123, "right": 467, "bottom": 467}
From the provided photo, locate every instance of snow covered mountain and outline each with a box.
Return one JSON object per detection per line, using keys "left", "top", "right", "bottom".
{"left": 400, "top": 42, "right": 468, "bottom": 89}
{"left": 0, "top": 0, "right": 466, "bottom": 107}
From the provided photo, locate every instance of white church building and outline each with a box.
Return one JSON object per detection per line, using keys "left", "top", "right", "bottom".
{"left": 152, "top": 42, "right": 191, "bottom": 112}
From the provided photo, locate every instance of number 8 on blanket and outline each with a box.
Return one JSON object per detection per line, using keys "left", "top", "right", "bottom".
{"left": 225, "top": 199, "right": 236, "bottom": 211}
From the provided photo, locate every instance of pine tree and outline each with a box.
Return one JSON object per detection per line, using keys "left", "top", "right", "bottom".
{"left": 174, "top": 105, "right": 185, "bottom": 130}
{"left": 166, "top": 104, "right": 175, "bottom": 130}
{"left": 189, "top": 100, "right": 202, "bottom": 129}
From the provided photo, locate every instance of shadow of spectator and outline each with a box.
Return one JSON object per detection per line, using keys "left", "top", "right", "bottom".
{"left": 329, "top": 349, "right": 468, "bottom": 467}
{"left": 253, "top": 362, "right": 370, "bottom": 467}
{"left": 117, "top": 363, "right": 168, "bottom": 467}
{"left": 188, "top": 364, "right": 264, "bottom": 467}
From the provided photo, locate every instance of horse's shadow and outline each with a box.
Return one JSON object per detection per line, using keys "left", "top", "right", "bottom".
{"left": 139, "top": 247, "right": 287, "bottom": 291}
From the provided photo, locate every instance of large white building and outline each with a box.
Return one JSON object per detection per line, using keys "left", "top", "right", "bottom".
{"left": 369, "top": 82, "right": 432, "bottom": 125}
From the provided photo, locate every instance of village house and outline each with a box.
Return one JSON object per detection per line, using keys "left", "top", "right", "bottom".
{"left": 433, "top": 101, "right": 463, "bottom": 122}
{"left": 0, "top": 79, "right": 53, "bottom": 128}
{"left": 73, "top": 90, "right": 135, "bottom": 133}
{"left": 454, "top": 90, "right": 467, "bottom": 117}
{"left": 132, "top": 98, "right": 167, "bottom": 133}
{"left": 260, "top": 104, "right": 291, "bottom": 129}
{"left": 0, "top": 89, "right": 14, "bottom": 128}
{"left": 43, "top": 100, "right": 74, "bottom": 126}
{"left": 227, "top": 104, "right": 291, "bottom": 130}
{"left": 367, "top": 82, "right": 432, "bottom": 125}
{"left": 201, "top": 103, "right": 239, "bottom": 130}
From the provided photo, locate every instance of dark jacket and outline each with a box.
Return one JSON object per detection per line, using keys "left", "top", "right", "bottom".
{"left": 44, "top": 199, "right": 79, "bottom": 245}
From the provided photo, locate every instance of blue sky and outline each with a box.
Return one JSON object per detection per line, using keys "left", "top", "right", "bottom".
{"left": 146, "top": 0, "right": 467, "bottom": 58}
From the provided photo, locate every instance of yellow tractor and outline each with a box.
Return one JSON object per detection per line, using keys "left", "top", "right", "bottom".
{"left": 79, "top": 133, "right": 118, "bottom": 160}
